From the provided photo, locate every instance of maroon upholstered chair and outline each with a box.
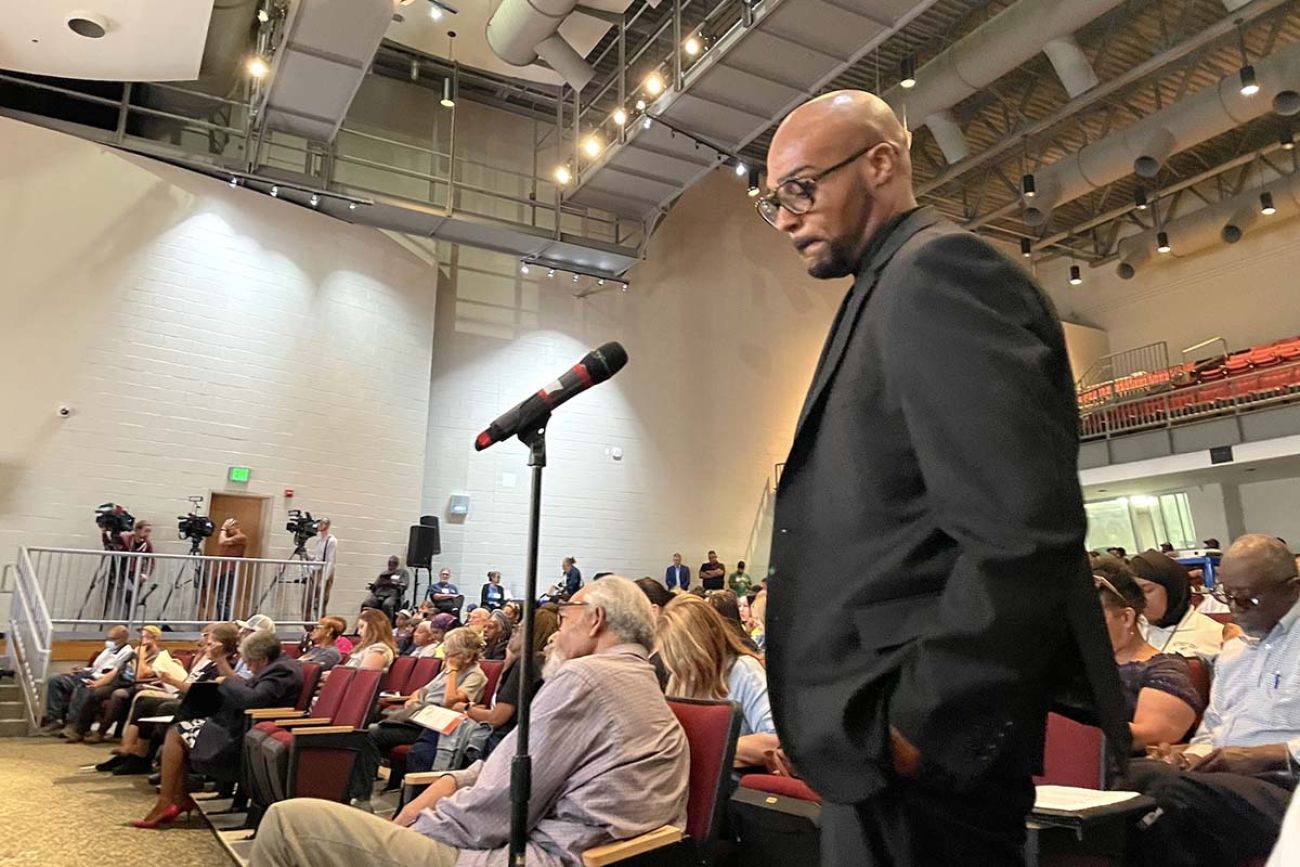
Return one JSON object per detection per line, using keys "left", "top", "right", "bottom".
{"left": 578, "top": 697, "right": 741, "bottom": 866}
{"left": 479, "top": 659, "right": 505, "bottom": 705}
{"left": 380, "top": 655, "right": 416, "bottom": 695}
{"left": 387, "top": 658, "right": 495, "bottom": 781}
{"left": 737, "top": 774, "right": 821, "bottom": 804}
{"left": 1033, "top": 713, "right": 1104, "bottom": 789}
{"left": 294, "top": 661, "right": 322, "bottom": 712}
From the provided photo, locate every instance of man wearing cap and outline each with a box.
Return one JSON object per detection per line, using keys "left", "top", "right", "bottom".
{"left": 299, "top": 618, "right": 345, "bottom": 671}
{"left": 236, "top": 614, "right": 277, "bottom": 678}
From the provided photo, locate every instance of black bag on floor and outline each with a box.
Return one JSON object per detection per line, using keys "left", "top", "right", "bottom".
{"left": 728, "top": 782, "right": 821, "bottom": 867}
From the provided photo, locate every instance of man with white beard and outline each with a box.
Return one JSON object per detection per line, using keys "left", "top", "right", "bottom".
{"left": 251, "top": 576, "right": 689, "bottom": 867}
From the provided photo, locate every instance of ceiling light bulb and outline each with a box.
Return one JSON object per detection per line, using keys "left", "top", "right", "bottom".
{"left": 644, "top": 73, "right": 664, "bottom": 96}
{"left": 520, "top": 262, "right": 530, "bottom": 275}
{"left": 734, "top": 162, "right": 747, "bottom": 177}
{"left": 430, "top": 4, "right": 443, "bottom": 20}
{"left": 229, "top": 176, "right": 239, "bottom": 188}
{"left": 554, "top": 165, "right": 571, "bottom": 185}
{"left": 1134, "top": 188, "right": 1148, "bottom": 211}
{"left": 1021, "top": 173, "right": 1036, "bottom": 199}
{"left": 1068, "top": 265, "right": 1082, "bottom": 286}
{"left": 1260, "top": 191, "right": 1277, "bottom": 215}
{"left": 1239, "top": 64, "right": 1259, "bottom": 96}
{"left": 642, "top": 116, "right": 652, "bottom": 130}
{"left": 270, "top": 185, "right": 278, "bottom": 197}
{"left": 583, "top": 136, "right": 603, "bottom": 157}
{"left": 1020, "top": 238, "right": 1032, "bottom": 258}
{"left": 899, "top": 54, "right": 917, "bottom": 89}
{"left": 257, "top": 9, "right": 270, "bottom": 24}
{"left": 597, "top": 279, "right": 605, "bottom": 286}
{"left": 612, "top": 108, "right": 627, "bottom": 126}
{"left": 620, "top": 282, "right": 629, "bottom": 292}
{"left": 247, "top": 56, "right": 270, "bottom": 79}
{"left": 572, "top": 273, "right": 580, "bottom": 283}
{"left": 635, "top": 99, "right": 646, "bottom": 111}
{"left": 1156, "top": 230, "right": 1171, "bottom": 253}
{"left": 547, "top": 269, "right": 556, "bottom": 278}
{"left": 310, "top": 194, "right": 320, "bottom": 207}
{"left": 684, "top": 36, "right": 701, "bottom": 56}
{"left": 349, "top": 201, "right": 358, "bottom": 211}
{"left": 1282, "top": 127, "right": 1296, "bottom": 151}
{"left": 747, "top": 166, "right": 761, "bottom": 197}
{"left": 441, "top": 78, "right": 455, "bottom": 108}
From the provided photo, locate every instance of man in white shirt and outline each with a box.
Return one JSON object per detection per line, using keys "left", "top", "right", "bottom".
{"left": 40, "top": 625, "right": 133, "bottom": 736}
{"left": 1123, "top": 535, "right": 1300, "bottom": 867}
{"left": 306, "top": 518, "right": 338, "bottom": 617}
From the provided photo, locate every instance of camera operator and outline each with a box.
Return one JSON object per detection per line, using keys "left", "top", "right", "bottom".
{"left": 108, "top": 521, "right": 154, "bottom": 619}
{"left": 361, "top": 555, "right": 409, "bottom": 623}
{"left": 213, "top": 517, "right": 248, "bottom": 621}
{"left": 307, "top": 517, "right": 338, "bottom": 614}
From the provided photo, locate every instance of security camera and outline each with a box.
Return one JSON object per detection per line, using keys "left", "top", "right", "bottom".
{"left": 57, "top": 404, "right": 75, "bottom": 418}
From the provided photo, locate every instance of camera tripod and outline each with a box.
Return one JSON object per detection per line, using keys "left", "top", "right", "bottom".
{"left": 75, "top": 542, "right": 125, "bottom": 629}
{"left": 255, "top": 536, "right": 318, "bottom": 620}
{"left": 153, "top": 536, "right": 204, "bottom": 625}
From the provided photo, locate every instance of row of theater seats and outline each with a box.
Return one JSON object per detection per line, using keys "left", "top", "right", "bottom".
{"left": 1078, "top": 334, "right": 1300, "bottom": 437}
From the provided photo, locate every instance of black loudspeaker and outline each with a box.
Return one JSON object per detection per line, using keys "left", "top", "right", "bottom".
{"left": 407, "top": 519, "right": 441, "bottom": 568}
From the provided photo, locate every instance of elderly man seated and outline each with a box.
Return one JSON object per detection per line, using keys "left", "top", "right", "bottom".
{"left": 1123, "top": 534, "right": 1300, "bottom": 866}
{"left": 250, "top": 576, "right": 689, "bottom": 867}
{"left": 40, "top": 624, "right": 133, "bottom": 739}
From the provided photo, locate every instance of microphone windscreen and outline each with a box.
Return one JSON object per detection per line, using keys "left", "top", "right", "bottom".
{"left": 589, "top": 342, "right": 628, "bottom": 381}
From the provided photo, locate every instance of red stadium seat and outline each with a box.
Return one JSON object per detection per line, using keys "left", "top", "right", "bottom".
{"left": 387, "top": 658, "right": 500, "bottom": 783}
{"left": 380, "top": 655, "right": 416, "bottom": 695}
{"left": 1033, "top": 713, "right": 1104, "bottom": 789}
{"left": 1184, "top": 657, "right": 1211, "bottom": 735}
{"left": 479, "top": 659, "right": 505, "bottom": 706}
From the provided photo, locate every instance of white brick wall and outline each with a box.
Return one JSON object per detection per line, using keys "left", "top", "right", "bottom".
{"left": 0, "top": 117, "right": 437, "bottom": 620}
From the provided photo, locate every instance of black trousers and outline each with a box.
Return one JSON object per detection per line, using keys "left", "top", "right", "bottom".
{"left": 821, "top": 765, "right": 1034, "bottom": 867}
{"left": 1121, "top": 758, "right": 1294, "bottom": 867}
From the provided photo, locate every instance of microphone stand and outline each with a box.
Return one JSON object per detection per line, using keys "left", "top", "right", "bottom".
{"left": 509, "top": 414, "right": 548, "bottom": 866}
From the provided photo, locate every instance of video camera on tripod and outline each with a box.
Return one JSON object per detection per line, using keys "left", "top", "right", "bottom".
{"left": 177, "top": 495, "right": 215, "bottom": 551}
{"left": 95, "top": 502, "right": 135, "bottom": 537}
{"left": 285, "top": 509, "right": 320, "bottom": 550}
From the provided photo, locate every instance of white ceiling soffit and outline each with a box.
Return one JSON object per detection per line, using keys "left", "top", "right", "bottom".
{"left": 385, "top": 0, "right": 635, "bottom": 87}
{"left": 567, "top": 0, "right": 941, "bottom": 222}
{"left": 261, "top": 0, "right": 396, "bottom": 142}
{"left": 0, "top": 0, "right": 215, "bottom": 81}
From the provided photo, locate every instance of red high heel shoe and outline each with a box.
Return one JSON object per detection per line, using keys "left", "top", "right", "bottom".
{"left": 130, "top": 800, "right": 194, "bottom": 829}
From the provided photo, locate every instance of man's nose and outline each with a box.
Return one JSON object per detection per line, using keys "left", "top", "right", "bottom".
{"left": 773, "top": 205, "right": 800, "bottom": 235}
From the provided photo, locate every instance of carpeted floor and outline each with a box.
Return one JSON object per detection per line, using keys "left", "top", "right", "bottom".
{"left": 0, "top": 736, "right": 232, "bottom": 866}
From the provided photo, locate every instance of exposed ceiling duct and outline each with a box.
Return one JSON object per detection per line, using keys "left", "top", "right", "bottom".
{"left": 486, "top": 0, "right": 595, "bottom": 91}
{"left": 1023, "top": 38, "right": 1300, "bottom": 227}
{"left": 884, "top": 0, "right": 1123, "bottom": 165}
{"left": 138, "top": 0, "right": 259, "bottom": 118}
{"left": 259, "top": 0, "right": 397, "bottom": 142}
{"left": 1115, "top": 170, "right": 1300, "bottom": 279}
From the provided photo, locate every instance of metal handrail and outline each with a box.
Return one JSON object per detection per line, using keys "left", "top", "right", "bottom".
{"left": 26, "top": 546, "right": 321, "bottom": 568}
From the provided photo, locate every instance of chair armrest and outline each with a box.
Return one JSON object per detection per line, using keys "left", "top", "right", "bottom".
{"left": 403, "top": 771, "right": 454, "bottom": 787}
{"left": 247, "top": 708, "right": 301, "bottom": 718}
{"left": 290, "top": 725, "right": 356, "bottom": 736}
{"left": 581, "top": 827, "right": 683, "bottom": 867}
{"left": 273, "top": 717, "right": 335, "bottom": 727}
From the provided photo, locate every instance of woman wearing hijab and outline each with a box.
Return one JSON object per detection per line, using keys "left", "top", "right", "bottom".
{"left": 1131, "top": 549, "right": 1241, "bottom": 659}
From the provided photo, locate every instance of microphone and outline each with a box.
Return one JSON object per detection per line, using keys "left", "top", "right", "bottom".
{"left": 475, "top": 341, "right": 628, "bottom": 450}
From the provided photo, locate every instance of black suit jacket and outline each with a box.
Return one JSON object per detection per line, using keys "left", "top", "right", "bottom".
{"left": 767, "top": 208, "right": 1128, "bottom": 804}
{"left": 191, "top": 656, "right": 303, "bottom": 778}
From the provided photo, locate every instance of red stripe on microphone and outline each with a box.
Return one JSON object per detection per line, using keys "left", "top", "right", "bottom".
{"left": 537, "top": 387, "right": 554, "bottom": 408}
{"left": 573, "top": 364, "right": 594, "bottom": 388}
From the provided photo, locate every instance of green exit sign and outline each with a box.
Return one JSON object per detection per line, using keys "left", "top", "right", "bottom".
{"left": 228, "top": 466, "right": 251, "bottom": 483}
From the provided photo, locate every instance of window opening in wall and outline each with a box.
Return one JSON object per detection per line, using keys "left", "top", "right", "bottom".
{"left": 1085, "top": 492, "right": 1195, "bottom": 553}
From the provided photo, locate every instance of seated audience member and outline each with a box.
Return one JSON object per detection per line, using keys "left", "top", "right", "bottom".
{"left": 707, "top": 588, "right": 761, "bottom": 654}
{"left": 132, "top": 630, "right": 302, "bottom": 828}
{"left": 1130, "top": 549, "right": 1239, "bottom": 658}
{"left": 352, "top": 627, "right": 487, "bottom": 797}
{"left": 393, "top": 610, "right": 416, "bottom": 655}
{"left": 501, "top": 600, "right": 521, "bottom": 626}
{"left": 251, "top": 576, "right": 688, "bottom": 867}
{"left": 426, "top": 613, "right": 456, "bottom": 659}
{"left": 95, "top": 624, "right": 165, "bottom": 742}
{"left": 482, "top": 610, "right": 512, "bottom": 661}
{"left": 323, "top": 616, "right": 353, "bottom": 656}
{"left": 634, "top": 578, "right": 674, "bottom": 689}
{"left": 1092, "top": 557, "right": 1202, "bottom": 748}
{"left": 408, "top": 608, "right": 561, "bottom": 774}
{"left": 404, "top": 620, "right": 437, "bottom": 658}
{"left": 748, "top": 589, "right": 767, "bottom": 650}
{"left": 234, "top": 615, "right": 277, "bottom": 678}
{"left": 298, "top": 617, "right": 344, "bottom": 670}
{"left": 464, "top": 606, "right": 490, "bottom": 635}
{"left": 100, "top": 624, "right": 232, "bottom": 775}
{"left": 334, "top": 608, "right": 397, "bottom": 673}
{"left": 1121, "top": 535, "right": 1300, "bottom": 867}
{"left": 481, "top": 571, "right": 507, "bottom": 611}
{"left": 429, "top": 568, "right": 461, "bottom": 614}
{"left": 41, "top": 624, "right": 133, "bottom": 737}
{"left": 657, "top": 594, "right": 779, "bottom": 768}
{"left": 362, "top": 555, "right": 410, "bottom": 622}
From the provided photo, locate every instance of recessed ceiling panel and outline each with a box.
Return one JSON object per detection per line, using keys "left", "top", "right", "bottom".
{"left": 0, "top": 0, "right": 215, "bottom": 81}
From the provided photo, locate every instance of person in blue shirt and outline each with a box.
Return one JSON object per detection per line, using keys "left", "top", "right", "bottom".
{"left": 664, "top": 553, "right": 691, "bottom": 591}
{"left": 430, "top": 568, "right": 462, "bottom": 615}
{"left": 481, "top": 571, "right": 507, "bottom": 611}
{"left": 562, "top": 557, "right": 582, "bottom": 599}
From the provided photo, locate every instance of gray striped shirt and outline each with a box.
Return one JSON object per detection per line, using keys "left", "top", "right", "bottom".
{"left": 412, "top": 644, "right": 689, "bottom": 867}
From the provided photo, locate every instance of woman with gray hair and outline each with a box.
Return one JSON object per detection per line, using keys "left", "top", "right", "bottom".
{"left": 132, "top": 629, "right": 302, "bottom": 829}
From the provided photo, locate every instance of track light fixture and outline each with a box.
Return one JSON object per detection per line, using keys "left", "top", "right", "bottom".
{"left": 441, "top": 77, "right": 455, "bottom": 108}
{"left": 1020, "top": 238, "right": 1032, "bottom": 258}
{"left": 734, "top": 161, "right": 747, "bottom": 177}
{"left": 521, "top": 260, "right": 627, "bottom": 293}
{"left": 643, "top": 116, "right": 652, "bottom": 130}
{"left": 547, "top": 269, "right": 556, "bottom": 278}
{"left": 229, "top": 176, "right": 239, "bottom": 188}
{"left": 900, "top": 54, "right": 917, "bottom": 89}
{"left": 644, "top": 72, "right": 664, "bottom": 96}
{"left": 1282, "top": 126, "right": 1295, "bottom": 151}
{"left": 554, "top": 165, "right": 572, "bottom": 186}
{"left": 1156, "top": 231, "right": 1171, "bottom": 253}
{"left": 1260, "top": 191, "right": 1277, "bottom": 216}
{"left": 572, "top": 273, "right": 580, "bottom": 283}
{"left": 270, "top": 185, "right": 278, "bottom": 197}
{"left": 348, "top": 201, "right": 357, "bottom": 211}
{"left": 309, "top": 194, "right": 320, "bottom": 208}
{"left": 520, "top": 262, "right": 530, "bottom": 275}
{"left": 583, "top": 136, "right": 603, "bottom": 158}
{"left": 612, "top": 108, "right": 627, "bottom": 126}
{"left": 247, "top": 55, "right": 269, "bottom": 79}
{"left": 1134, "top": 188, "right": 1148, "bottom": 211}
{"left": 747, "top": 167, "right": 761, "bottom": 197}
{"left": 684, "top": 35, "right": 702, "bottom": 57}
{"left": 1021, "top": 173, "right": 1036, "bottom": 199}
{"left": 429, "top": 4, "right": 442, "bottom": 20}
{"left": 257, "top": 9, "right": 270, "bottom": 23}
{"left": 1068, "top": 265, "right": 1082, "bottom": 286}
{"left": 1239, "top": 64, "right": 1259, "bottom": 97}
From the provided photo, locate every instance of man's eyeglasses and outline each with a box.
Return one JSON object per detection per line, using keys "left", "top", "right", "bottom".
{"left": 755, "top": 141, "right": 886, "bottom": 227}
{"left": 557, "top": 601, "right": 590, "bottom": 626}
{"left": 1209, "top": 576, "right": 1299, "bottom": 610}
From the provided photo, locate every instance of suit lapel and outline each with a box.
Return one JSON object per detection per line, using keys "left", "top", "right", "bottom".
{"left": 790, "top": 207, "right": 944, "bottom": 448}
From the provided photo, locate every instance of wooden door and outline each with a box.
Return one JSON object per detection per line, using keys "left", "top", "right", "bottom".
{"left": 201, "top": 494, "right": 269, "bottom": 620}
